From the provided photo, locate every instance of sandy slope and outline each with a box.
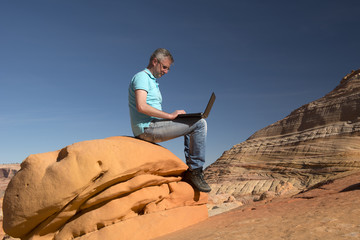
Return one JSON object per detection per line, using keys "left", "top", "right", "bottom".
{"left": 155, "top": 172, "right": 360, "bottom": 240}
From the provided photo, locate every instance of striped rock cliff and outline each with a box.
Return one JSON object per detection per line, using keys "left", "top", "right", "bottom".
{"left": 205, "top": 69, "right": 360, "bottom": 202}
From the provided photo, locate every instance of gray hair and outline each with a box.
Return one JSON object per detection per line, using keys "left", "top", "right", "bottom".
{"left": 149, "top": 48, "right": 174, "bottom": 63}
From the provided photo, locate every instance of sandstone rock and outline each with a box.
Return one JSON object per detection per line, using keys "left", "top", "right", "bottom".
{"left": 205, "top": 69, "right": 360, "bottom": 201}
{"left": 2, "top": 235, "right": 19, "bottom": 240}
{"left": 206, "top": 193, "right": 243, "bottom": 217}
{"left": 75, "top": 205, "right": 208, "bottom": 240}
{"left": 258, "top": 191, "right": 276, "bottom": 201}
{"left": 3, "top": 136, "right": 208, "bottom": 240}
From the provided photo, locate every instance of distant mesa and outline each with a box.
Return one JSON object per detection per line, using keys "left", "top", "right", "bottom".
{"left": 2, "top": 137, "right": 208, "bottom": 240}
{"left": 0, "top": 164, "right": 20, "bottom": 199}
{"left": 205, "top": 69, "right": 360, "bottom": 202}
{"left": 0, "top": 166, "right": 19, "bottom": 180}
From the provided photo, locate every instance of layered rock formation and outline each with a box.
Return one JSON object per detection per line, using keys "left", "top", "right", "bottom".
{"left": 3, "top": 136, "right": 208, "bottom": 240}
{"left": 205, "top": 69, "right": 360, "bottom": 201}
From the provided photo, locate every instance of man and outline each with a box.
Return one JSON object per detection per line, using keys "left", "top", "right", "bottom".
{"left": 128, "top": 48, "right": 211, "bottom": 192}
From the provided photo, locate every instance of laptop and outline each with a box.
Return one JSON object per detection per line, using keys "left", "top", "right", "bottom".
{"left": 176, "top": 92, "right": 216, "bottom": 119}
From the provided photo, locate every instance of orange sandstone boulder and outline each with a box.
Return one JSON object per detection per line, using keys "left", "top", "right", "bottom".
{"left": 3, "top": 136, "right": 208, "bottom": 240}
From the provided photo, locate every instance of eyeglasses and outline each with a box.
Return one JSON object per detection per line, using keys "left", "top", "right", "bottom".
{"left": 158, "top": 59, "right": 171, "bottom": 72}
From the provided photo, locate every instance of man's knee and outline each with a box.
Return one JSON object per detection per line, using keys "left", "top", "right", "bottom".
{"left": 197, "top": 118, "right": 207, "bottom": 131}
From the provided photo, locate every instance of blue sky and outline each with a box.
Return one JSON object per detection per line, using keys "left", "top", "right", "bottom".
{"left": 1, "top": 0, "right": 360, "bottom": 167}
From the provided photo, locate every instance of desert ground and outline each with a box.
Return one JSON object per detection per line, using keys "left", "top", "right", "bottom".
{"left": 155, "top": 172, "right": 360, "bottom": 240}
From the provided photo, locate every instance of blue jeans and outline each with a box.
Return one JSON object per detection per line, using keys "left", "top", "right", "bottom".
{"left": 137, "top": 118, "right": 207, "bottom": 170}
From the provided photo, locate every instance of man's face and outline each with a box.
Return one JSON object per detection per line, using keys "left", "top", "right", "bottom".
{"left": 153, "top": 57, "right": 172, "bottom": 78}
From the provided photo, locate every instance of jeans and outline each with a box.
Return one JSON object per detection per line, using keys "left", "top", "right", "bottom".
{"left": 137, "top": 118, "right": 207, "bottom": 170}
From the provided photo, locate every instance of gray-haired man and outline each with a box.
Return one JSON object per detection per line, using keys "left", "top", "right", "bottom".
{"left": 128, "top": 48, "right": 211, "bottom": 192}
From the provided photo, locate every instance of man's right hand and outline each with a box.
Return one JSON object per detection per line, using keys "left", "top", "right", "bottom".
{"left": 169, "top": 110, "right": 186, "bottom": 120}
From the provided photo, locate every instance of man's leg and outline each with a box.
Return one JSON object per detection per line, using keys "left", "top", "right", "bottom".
{"left": 138, "top": 118, "right": 211, "bottom": 192}
{"left": 183, "top": 118, "right": 206, "bottom": 169}
{"left": 182, "top": 119, "right": 211, "bottom": 192}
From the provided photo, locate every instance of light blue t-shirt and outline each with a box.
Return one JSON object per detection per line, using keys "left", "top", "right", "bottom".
{"left": 128, "top": 69, "right": 162, "bottom": 136}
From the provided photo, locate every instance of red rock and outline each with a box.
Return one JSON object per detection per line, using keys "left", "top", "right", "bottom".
{"left": 3, "top": 136, "right": 208, "bottom": 239}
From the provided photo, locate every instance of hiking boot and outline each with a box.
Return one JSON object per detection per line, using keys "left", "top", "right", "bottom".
{"left": 183, "top": 168, "right": 211, "bottom": 192}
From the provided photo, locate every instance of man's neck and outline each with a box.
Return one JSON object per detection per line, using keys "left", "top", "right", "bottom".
{"left": 147, "top": 65, "right": 155, "bottom": 77}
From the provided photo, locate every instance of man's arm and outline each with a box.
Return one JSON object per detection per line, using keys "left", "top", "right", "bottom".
{"left": 135, "top": 89, "right": 185, "bottom": 120}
